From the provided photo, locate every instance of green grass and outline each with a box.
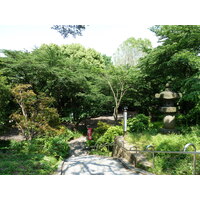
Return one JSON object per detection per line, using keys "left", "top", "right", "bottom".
{"left": 125, "top": 126, "right": 200, "bottom": 175}
{"left": 0, "top": 132, "right": 72, "bottom": 175}
{"left": 0, "top": 151, "right": 59, "bottom": 175}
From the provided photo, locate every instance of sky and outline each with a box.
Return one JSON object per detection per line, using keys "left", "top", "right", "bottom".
{"left": 0, "top": 25, "right": 159, "bottom": 57}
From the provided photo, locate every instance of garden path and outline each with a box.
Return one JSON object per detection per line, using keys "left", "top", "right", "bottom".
{"left": 57, "top": 136, "right": 149, "bottom": 175}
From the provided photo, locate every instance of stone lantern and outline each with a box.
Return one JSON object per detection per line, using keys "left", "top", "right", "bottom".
{"left": 155, "top": 83, "right": 182, "bottom": 133}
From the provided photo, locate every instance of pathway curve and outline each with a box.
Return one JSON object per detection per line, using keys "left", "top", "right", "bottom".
{"left": 57, "top": 136, "right": 150, "bottom": 175}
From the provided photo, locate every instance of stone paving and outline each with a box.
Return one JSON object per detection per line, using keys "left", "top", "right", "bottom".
{"left": 56, "top": 136, "right": 150, "bottom": 175}
{"left": 60, "top": 155, "right": 141, "bottom": 175}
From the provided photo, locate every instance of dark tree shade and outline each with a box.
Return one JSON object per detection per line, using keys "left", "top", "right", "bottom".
{"left": 51, "top": 25, "right": 86, "bottom": 38}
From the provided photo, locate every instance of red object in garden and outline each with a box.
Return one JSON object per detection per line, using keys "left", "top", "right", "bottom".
{"left": 87, "top": 128, "right": 93, "bottom": 140}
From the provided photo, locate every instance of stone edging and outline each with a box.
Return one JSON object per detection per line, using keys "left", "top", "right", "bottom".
{"left": 112, "top": 136, "right": 153, "bottom": 172}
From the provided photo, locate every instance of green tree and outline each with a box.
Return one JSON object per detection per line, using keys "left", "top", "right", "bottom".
{"left": 102, "top": 65, "right": 138, "bottom": 122}
{"left": 112, "top": 37, "right": 152, "bottom": 67}
{"left": 1, "top": 44, "right": 112, "bottom": 126}
{"left": 138, "top": 25, "right": 200, "bottom": 120}
{"left": 182, "top": 72, "right": 200, "bottom": 125}
{"left": 11, "top": 84, "right": 60, "bottom": 140}
{"left": 0, "top": 74, "right": 11, "bottom": 132}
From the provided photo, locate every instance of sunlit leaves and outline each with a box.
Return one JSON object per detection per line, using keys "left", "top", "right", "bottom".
{"left": 113, "top": 37, "right": 152, "bottom": 67}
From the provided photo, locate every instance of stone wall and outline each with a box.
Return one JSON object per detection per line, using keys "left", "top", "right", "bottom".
{"left": 112, "top": 136, "right": 153, "bottom": 170}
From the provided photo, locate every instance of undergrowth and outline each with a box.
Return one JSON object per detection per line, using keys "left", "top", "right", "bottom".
{"left": 125, "top": 125, "right": 200, "bottom": 175}
{"left": 0, "top": 127, "right": 81, "bottom": 175}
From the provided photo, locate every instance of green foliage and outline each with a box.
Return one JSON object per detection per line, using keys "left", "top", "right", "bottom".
{"left": 86, "top": 121, "right": 111, "bottom": 147}
{"left": 42, "top": 136, "right": 70, "bottom": 158}
{"left": 136, "top": 25, "right": 200, "bottom": 118}
{"left": 0, "top": 152, "right": 59, "bottom": 175}
{"left": 126, "top": 128, "right": 200, "bottom": 175}
{"left": 0, "top": 131, "right": 71, "bottom": 175}
{"left": 0, "top": 74, "right": 11, "bottom": 132}
{"left": 61, "top": 127, "right": 83, "bottom": 141}
{"left": 1, "top": 25, "right": 200, "bottom": 134}
{"left": 9, "top": 134, "right": 70, "bottom": 159}
{"left": 113, "top": 37, "right": 152, "bottom": 67}
{"left": 11, "top": 84, "right": 60, "bottom": 139}
{"left": 88, "top": 125, "right": 123, "bottom": 155}
{"left": 96, "top": 126, "right": 123, "bottom": 146}
{"left": 1, "top": 44, "right": 112, "bottom": 127}
{"left": 86, "top": 123, "right": 123, "bottom": 155}
{"left": 102, "top": 64, "right": 139, "bottom": 122}
{"left": 127, "top": 114, "right": 152, "bottom": 133}
{"left": 94, "top": 121, "right": 111, "bottom": 135}
{"left": 181, "top": 72, "right": 200, "bottom": 125}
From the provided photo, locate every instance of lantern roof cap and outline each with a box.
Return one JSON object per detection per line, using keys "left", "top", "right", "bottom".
{"left": 155, "top": 83, "right": 182, "bottom": 99}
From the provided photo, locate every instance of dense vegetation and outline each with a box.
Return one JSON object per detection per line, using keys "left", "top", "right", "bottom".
{"left": 0, "top": 130, "right": 82, "bottom": 174}
{"left": 86, "top": 121, "right": 123, "bottom": 156}
{"left": 0, "top": 25, "right": 200, "bottom": 175}
{"left": 122, "top": 113, "right": 200, "bottom": 175}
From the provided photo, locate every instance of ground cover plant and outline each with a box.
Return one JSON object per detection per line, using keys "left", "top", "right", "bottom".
{"left": 0, "top": 128, "right": 82, "bottom": 175}
{"left": 125, "top": 125, "right": 200, "bottom": 175}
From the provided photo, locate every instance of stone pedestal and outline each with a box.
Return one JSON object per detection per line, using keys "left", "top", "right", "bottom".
{"left": 155, "top": 83, "right": 182, "bottom": 133}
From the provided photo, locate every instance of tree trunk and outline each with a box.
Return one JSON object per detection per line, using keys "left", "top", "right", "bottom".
{"left": 113, "top": 105, "right": 119, "bottom": 124}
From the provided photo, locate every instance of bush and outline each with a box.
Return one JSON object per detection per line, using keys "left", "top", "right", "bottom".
{"left": 0, "top": 129, "right": 76, "bottom": 174}
{"left": 43, "top": 135, "right": 70, "bottom": 158}
{"left": 11, "top": 84, "right": 61, "bottom": 140}
{"left": 57, "top": 126, "right": 82, "bottom": 141}
{"left": 94, "top": 126, "right": 123, "bottom": 154}
{"left": 127, "top": 114, "right": 152, "bottom": 133}
{"left": 96, "top": 126, "right": 123, "bottom": 145}
{"left": 86, "top": 121, "right": 111, "bottom": 147}
{"left": 94, "top": 121, "right": 111, "bottom": 135}
{"left": 10, "top": 134, "right": 70, "bottom": 159}
{"left": 86, "top": 124, "right": 123, "bottom": 155}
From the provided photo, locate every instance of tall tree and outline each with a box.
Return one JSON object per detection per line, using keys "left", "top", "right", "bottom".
{"left": 138, "top": 25, "right": 200, "bottom": 120}
{"left": 1, "top": 44, "right": 112, "bottom": 126}
{"left": 0, "top": 74, "right": 11, "bottom": 132}
{"left": 112, "top": 37, "right": 152, "bottom": 67}
{"left": 102, "top": 65, "right": 138, "bottom": 122}
{"left": 11, "top": 84, "right": 60, "bottom": 140}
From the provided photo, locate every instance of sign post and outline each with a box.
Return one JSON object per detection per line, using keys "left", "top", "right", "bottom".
{"left": 123, "top": 106, "right": 128, "bottom": 135}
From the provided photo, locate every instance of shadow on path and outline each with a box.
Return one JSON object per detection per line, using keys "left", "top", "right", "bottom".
{"left": 61, "top": 155, "right": 140, "bottom": 175}
{"left": 57, "top": 136, "right": 146, "bottom": 175}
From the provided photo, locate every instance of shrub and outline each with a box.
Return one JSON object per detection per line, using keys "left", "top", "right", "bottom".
{"left": 1, "top": 130, "right": 73, "bottom": 174}
{"left": 94, "top": 121, "right": 111, "bottom": 135}
{"left": 9, "top": 134, "right": 70, "bottom": 159}
{"left": 86, "top": 124, "right": 123, "bottom": 155}
{"left": 127, "top": 114, "right": 152, "bottom": 133}
{"left": 96, "top": 126, "right": 123, "bottom": 146}
{"left": 86, "top": 121, "right": 111, "bottom": 147}
{"left": 11, "top": 84, "right": 60, "bottom": 140}
{"left": 43, "top": 135, "right": 70, "bottom": 159}
{"left": 125, "top": 129, "right": 200, "bottom": 175}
